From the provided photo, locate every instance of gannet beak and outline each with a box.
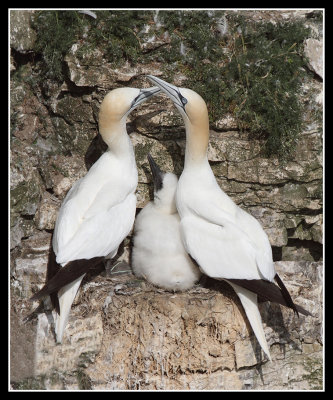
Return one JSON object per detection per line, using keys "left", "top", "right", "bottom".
{"left": 146, "top": 75, "right": 188, "bottom": 115}
{"left": 128, "top": 86, "right": 161, "bottom": 113}
{"left": 147, "top": 153, "right": 163, "bottom": 192}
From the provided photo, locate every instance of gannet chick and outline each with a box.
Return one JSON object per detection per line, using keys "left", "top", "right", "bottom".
{"left": 132, "top": 154, "right": 201, "bottom": 291}
{"left": 147, "top": 75, "right": 311, "bottom": 361}
{"left": 31, "top": 86, "right": 160, "bottom": 343}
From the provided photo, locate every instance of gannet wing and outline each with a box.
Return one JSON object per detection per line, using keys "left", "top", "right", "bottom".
{"left": 30, "top": 190, "right": 136, "bottom": 302}
{"left": 55, "top": 192, "right": 136, "bottom": 264}
{"left": 53, "top": 175, "right": 133, "bottom": 258}
{"left": 183, "top": 197, "right": 275, "bottom": 282}
{"left": 54, "top": 189, "right": 136, "bottom": 340}
{"left": 52, "top": 178, "right": 83, "bottom": 257}
{"left": 180, "top": 215, "right": 261, "bottom": 280}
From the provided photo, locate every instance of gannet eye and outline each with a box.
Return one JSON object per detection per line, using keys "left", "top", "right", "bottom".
{"left": 177, "top": 92, "right": 187, "bottom": 107}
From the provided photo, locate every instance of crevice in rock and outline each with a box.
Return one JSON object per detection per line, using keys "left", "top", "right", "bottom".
{"left": 284, "top": 238, "right": 322, "bottom": 261}
{"left": 61, "top": 62, "right": 97, "bottom": 98}
{"left": 10, "top": 47, "right": 41, "bottom": 70}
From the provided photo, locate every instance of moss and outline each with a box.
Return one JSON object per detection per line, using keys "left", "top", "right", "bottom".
{"left": 30, "top": 10, "right": 153, "bottom": 80}
{"left": 31, "top": 11, "right": 88, "bottom": 81}
{"left": 221, "top": 17, "right": 310, "bottom": 158}
{"left": 302, "top": 357, "right": 323, "bottom": 390}
{"left": 134, "top": 142, "right": 154, "bottom": 163}
{"left": 11, "top": 376, "right": 46, "bottom": 390}
{"left": 75, "top": 369, "right": 92, "bottom": 390}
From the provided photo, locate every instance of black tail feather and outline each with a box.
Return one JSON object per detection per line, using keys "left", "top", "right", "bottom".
{"left": 274, "top": 273, "right": 300, "bottom": 317}
{"left": 30, "top": 256, "right": 104, "bottom": 303}
{"left": 227, "top": 277, "right": 311, "bottom": 316}
{"left": 46, "top": 248, "right": 61, "bottom": 314}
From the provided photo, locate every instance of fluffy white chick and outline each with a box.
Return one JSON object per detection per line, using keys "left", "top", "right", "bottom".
{"left": 132, "top": 154, "right": 201, "bottom": 291}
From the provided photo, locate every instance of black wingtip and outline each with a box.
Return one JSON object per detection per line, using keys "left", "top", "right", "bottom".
{"left": 30, "top": 256, "right": 104, "bottom": 305}
{"left": 295, "top": 303, "right": 313, "bottom": 317}
{"left": 30, "top": 286, "right": 51, "bottom": 303}
{"left": 274, "top": 273, "right": 300, "bottom": 317}
{"left": 229, "top": 277, "right": 312, "bottom": 317}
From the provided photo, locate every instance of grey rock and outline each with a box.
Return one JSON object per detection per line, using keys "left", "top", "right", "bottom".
{"left": 304, "top": 38, "right": 323, "bottom": 79}
{"left": 10, "top": 10, "right": 36, "bottom": 53}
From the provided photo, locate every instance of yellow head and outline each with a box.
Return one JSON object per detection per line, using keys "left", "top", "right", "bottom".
{"left": 98, "top": 86, "right": 160, "bottom": 142}
{"left": 147, "top": 76, "right": 210, "bottom": 162}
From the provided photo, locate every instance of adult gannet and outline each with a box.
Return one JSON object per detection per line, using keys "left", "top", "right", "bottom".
{"left": 132, "top": 154, "right": 201, "bottom": 291}
{"left": 31, "top": 86, "right": 160, "bottom": 343}
{"left": 147, "top": 75, "right": 311, "bottom": 361}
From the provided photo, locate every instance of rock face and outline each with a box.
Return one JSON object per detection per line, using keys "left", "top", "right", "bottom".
{"left": 10, "top": 10, "right": 323, "bottom": 390}
{"left": 11, "top": 259, "right": 322, "bottom": 390}
{"left": 304, "top": 38, "right": 323, "bottom": 79}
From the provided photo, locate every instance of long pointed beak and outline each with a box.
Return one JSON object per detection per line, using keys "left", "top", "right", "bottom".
{"left": 146, "top": 75, "right": 187, "bottom": 114}
{"left": 147, "top": 153, "right": 164, "bottom": 192}
{"left": 128, "top": 86, "right": 161, "bottom": 113}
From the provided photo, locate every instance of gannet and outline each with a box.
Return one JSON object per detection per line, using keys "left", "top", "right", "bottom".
{"left": 132, "top": 154, "right": 201, "bottom": 291}
{"left": 147, "top": 75, "right": 311, "bottom": 361}
{"left": 31, "top": 86, "right": 160, "bottom": 343}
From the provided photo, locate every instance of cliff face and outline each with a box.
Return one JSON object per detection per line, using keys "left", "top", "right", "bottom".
{"left": 10, "top": 10, "right": 323, "bottom": 390}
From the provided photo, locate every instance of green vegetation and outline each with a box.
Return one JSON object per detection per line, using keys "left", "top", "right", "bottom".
{"left": 220, "top": 16, "right": 311, "bottom": 157}
{"left": 78, "top": 10, "right": 150, "bottom": 65}
{"left": 152, "top": 11, "right": 311, "bottom": 157}
{"left": 31, "top": 10, "right": 151, "bottom": 81}
{"left": 30, "top": 10, "right": 313, "bottom": 158}
{"left": 32, "top": 11, "right": 87, "bottom": 81}
{"left": 302, "top": 357, "right": 323, "bottom": 390}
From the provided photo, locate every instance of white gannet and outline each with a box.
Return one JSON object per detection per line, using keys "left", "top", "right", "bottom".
{"left": 147, "top": 75, "right": 311, "bottom": 361}
{"left": 132, "top": 154, "right": 201, "bottom": 291}
{"left": 31, "top": 86, "right": 160, "bottom": 343}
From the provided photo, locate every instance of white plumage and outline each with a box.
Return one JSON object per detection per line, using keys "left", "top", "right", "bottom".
{"left": 53, "top": 151, "right": 137, "bottom": 264}
{"left": 146, "top": 75, "right": 309, "bottom": 361}
{"left": 132, "top": 154, "right": 201, "bottom": 291}
{"left": 31, "top": 86, "right": 160, "bottom": 343}
{"left": 52, "top": 149, "right": 137, "bottom": 342}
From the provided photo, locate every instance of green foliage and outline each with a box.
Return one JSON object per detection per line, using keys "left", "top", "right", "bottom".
{"left": 32, "top": 11, "right": 87, "bottom": 81}
{"left": 221, "top": 17, "right": 311, "bottom": 157}
{"left": 31, "top": 10, "right": 313, "bottom": 158}
{"left": 32, "top": 10, "right": 151, "bottom": 77}
{"left": 156, "top": 11, "right": 225, "bottom": 64}
{"left": 79, "top": 10, "right": 150, "bottom": 65}
{"left": 154, "top": 12, "right": 311, "bottom": 157}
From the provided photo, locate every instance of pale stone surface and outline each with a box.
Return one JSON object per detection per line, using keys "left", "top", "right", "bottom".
{"left": 11, "top": 261, "right": 322, "bottom": 390}
{"left": 10, "top": 10, "right": 36, "bottom": 53}
{"left": 11, "top": 232, "right": 52, "bottom": 297}
{"left": 35, "top": 312, "right": 103, "bottom": 375}
{"left": 34, "top": 192, "right": 61, "bottom": 230}
{"left": 304, "top": 38, "right": 323, "bottom": 79}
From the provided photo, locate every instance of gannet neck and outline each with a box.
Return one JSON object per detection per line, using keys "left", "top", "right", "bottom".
{"left": 100, "top": 118, "right": 132, "bottom": 156}
{"left": 98, "top": 99, "right": 133, "bottom": 157}
{"left": 145, "top": 76, "right": 210, "bottom": 167}
{"left": 183, "top": 113, "right": 210, "bottom": 169}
